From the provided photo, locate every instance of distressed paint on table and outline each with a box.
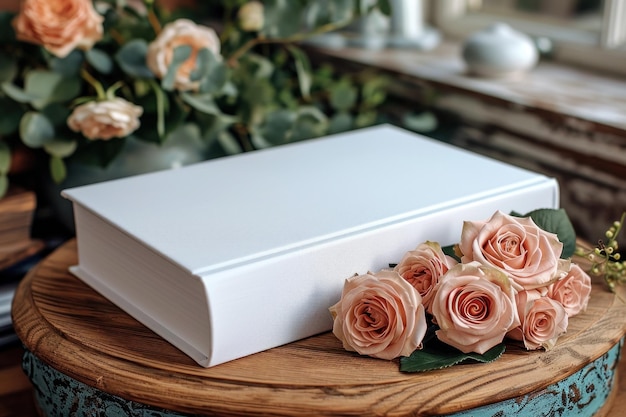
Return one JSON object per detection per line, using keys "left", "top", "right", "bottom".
{"left": 22, "top": 338, "right": 623, "bottom": 417}
{"left": 446, "top": 337, "right": 623, "bottom": 417}
{"left": 23, "top": 350, "right": 184, "bottom": 417}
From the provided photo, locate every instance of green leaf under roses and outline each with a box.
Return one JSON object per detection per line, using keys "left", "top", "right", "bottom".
{"left": 442, "top": 244, "right": 461, "bottom": 262}
{"left": 400, "top": 339, "right": 506, "bottom": 373}
{"left": 513, "top": 208, "right": 577, "bottom": 259}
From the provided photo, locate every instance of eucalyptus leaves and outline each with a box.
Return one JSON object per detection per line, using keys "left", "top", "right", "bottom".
{"left": 0, "top": 0, "right": 391, "bottom": 197}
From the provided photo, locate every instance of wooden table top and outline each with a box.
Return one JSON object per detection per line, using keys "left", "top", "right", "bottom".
{"left": 10, "top": 239, "right": 626, "bottom": 416}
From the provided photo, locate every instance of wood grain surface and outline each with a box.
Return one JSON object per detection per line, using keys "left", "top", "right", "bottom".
{"left": 11, "top": 240, "right": 626, "bottom": 416}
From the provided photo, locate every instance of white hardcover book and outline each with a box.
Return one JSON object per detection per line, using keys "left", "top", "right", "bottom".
{"left": 62, "top": 125, "right": 559, "bottom": 367}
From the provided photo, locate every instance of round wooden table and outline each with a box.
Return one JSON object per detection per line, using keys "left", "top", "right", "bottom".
{"left": 12, "top": 240, "right": 626, "bottom": 416}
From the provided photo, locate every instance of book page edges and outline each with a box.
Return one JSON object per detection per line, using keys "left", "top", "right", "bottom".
{"left": 68, "top": 200, "right": 214, "bottom": 367}
{"left": 69, "top": 265, "right": 211, "bottom": 367}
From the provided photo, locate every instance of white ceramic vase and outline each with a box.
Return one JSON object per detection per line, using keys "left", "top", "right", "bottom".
{"left": 462, "top": 23, "right": 538, "bottom": 78}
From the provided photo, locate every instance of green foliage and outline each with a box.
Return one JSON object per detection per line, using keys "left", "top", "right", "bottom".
{"left": 0, "top": 0, "right": 391, "bottom": 197}
{"left": 0, "top": 51, "right": 17, "bottom": 82}
{"left": 49, "top": 155, "right": 66, "bottom": 184}
{"left": 19, "top": 112, "right": 55, "bottom": 148}
{"left": 400, "top": 337, "right": 506, "bottom": 372}
{"left": 115, "top": 40, "right": 154, "bottom": 78}
{"left": 262, "top": 0, "right": 306, "bottom": 39}
{"left": 0, "top": 142, "right": 10, "bottom": 175}
{"left": 0, "top": 175, "right": 7, "bottom": 198}
{"left": 0, "top": 97, "right": 23, "bottom": 135}
{"left": 397, "top": 323, "right": 505, "bottom": 373}
{"left": 50, "top": 51, "right": 84, "bottom": 77}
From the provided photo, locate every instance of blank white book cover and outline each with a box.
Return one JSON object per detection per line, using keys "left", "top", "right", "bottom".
{"left": 63, "top": 124, "right": 559, "bottom": 366}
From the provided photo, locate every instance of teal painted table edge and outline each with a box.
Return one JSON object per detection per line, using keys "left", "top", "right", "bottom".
{"left": 22, "top": 337, "right": 623, "bottom": 417}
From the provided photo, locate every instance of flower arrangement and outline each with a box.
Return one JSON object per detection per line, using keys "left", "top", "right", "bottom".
{"left": 329, "top": 208, "right": 622, "bottom": 372}
{"left": 0, "top": 0, "right": 391, "bottom": 197}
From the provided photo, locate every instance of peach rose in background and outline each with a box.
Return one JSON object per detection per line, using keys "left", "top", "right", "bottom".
{"left": 431, "top": 262, "right": 519, "bottom": 354}
{"left": 394, "top": 241, "right": 458, "bottom": 313}
{"left": 508, "top": 289, "right": 568, "bottom": 350}
{"left": 329, "top": 270, "right": 427, "bottom": 360}
{"left": 548, "top": 263, "right": 592, "bottom": 318}
{"left": 458, "top": 211, "right": 566, "bottom": 291}
{"left": 67, "top": 98, "right": 143, "bottom": 140}
{"left": 147, "top": 19, "right": 221, "bottom": 92}
{"left": 12, "top": 0, "right": 104, "bottom": 58}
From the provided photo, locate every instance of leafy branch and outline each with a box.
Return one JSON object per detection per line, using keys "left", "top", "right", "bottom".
{"left": 576, "top": 212, "right": 626, "bottom": 292}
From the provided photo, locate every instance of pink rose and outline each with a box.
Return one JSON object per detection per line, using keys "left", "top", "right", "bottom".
{"left": 508, "top": 290, "right": 568, "bottom": 350}
{"left": 431, "top": 262, "right": 519, "bottom": 354}
{"left": 329, "top": 270, "right": 427, "bottom": 360}
{"left": 147, "top": 19, "right": 221, "bottom": 92}
{"left": 394, "top": 241, "right": 458, "bottom": 313}
{"left": 67, "top": 98, "right": 143, "bottom": 140}
{"left": 548, "top": 263, "right": 592, "bottom": 317}
{"left": 458, "top": 211, "right": 565, "bottom": 291}
{"left": 12, "top": 0, "right": 104, "bottom": 58}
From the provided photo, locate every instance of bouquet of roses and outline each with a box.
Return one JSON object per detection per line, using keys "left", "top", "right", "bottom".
{"left": 329, "top": 209, "right": 598, "bottom": 372}
{"left": 0, "top": 0, "right": 390, "bottom": 197}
